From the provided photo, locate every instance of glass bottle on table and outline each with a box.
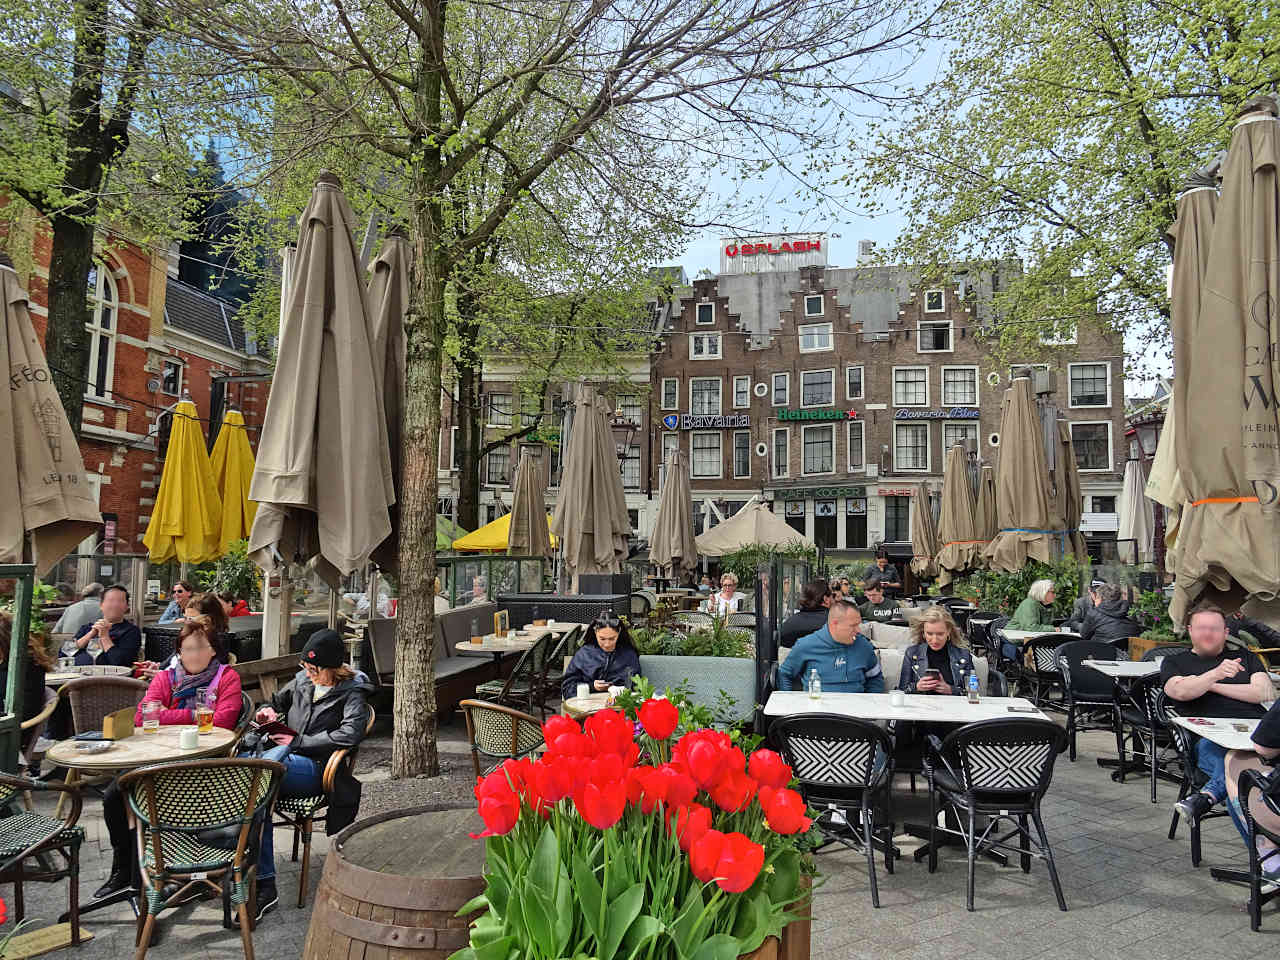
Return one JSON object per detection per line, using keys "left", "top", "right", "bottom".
{"left": 470, "top": 618, "right": 483, "bottom": 645}
{"left": 807, "top": 668, "right": 822, "bottom": 701}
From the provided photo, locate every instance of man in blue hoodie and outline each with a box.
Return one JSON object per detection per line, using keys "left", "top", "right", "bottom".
{"left": 779, "top": 599, "right": 884, "bottom": 693}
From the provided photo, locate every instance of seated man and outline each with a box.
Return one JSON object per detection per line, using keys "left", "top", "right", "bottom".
{"left": 72, "top": 583, "right": 141, "bottom": 667}
{"left": 778, "top": 599, "right": 884, "bottom": 693}
{"left": 858, "top": 581, "right": 899, "bottom": 623}
{"left": 1162, "top": 602, "right": 1271, "bottom": 823}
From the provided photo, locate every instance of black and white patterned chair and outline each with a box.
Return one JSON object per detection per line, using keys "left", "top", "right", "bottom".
{"left": 770, "top": 714, "right": 895, "bottom": 907}
{"left": 1237, "top": 766, "right": 1280, "bottom": 930}
{"left": 0, "top": 774, "right": 85, "bottom": 946}
{"left": 924, "top": 717, "right": 1069, "bottom": 911}
{"left": 460, "top": 700, "right": 546, "bottom": 778}
{"left": 1020, "top": 634, "right": 1073, "bottom": 708}
{"left": 1056, "top": 640, "right": 1127, "bottom": 762}
{"left": 1158, "top": 693, "right": 1228, "bottom": 867}
{"left": 121, "top": 757, "right": 283, "bottom": 957}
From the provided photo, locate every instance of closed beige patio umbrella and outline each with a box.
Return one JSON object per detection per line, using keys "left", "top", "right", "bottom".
{"left": 936, "top": 446, "right": 980, "bottom": 587}
{"left": 551, "top": 383, "right": 631, "bottom": 590}
{"left": 508, "top": 449, "right": 553, "bottom": 558}
{"left": 1117, "top": 459, "right": 1155, "bottom": 565}
{"left": 248, "top": 171, "right": 393, "bottom": 586}
{"left": 974, "top": 464, "right": 997, "bottom": 549}
{"left": 0, "top": 261, "right": 101, "bottom": 573}
{"left": 1171, "top": 97, "right": 1280, "bottom": 622}
{"left": 910, "top": 481, "right": 940, "bottom": 580}
{"left": 367, "top": 232, "right": 410, "bottom": 572}
{"left": 1053, "top": 418, "right": 1087, "bottom": 561}
{"left": 695, "top": 500, "right": 814, "bottom": 555}
{"left": 983, "top": 377, "right": 1056, "bottom": 572}
{"left": 649, "top": 449, "right": 697, "bottom": 579}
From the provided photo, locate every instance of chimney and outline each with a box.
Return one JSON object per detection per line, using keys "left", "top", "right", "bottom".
{"left": 857, "top": 240, "right": 876, "bottom": 265}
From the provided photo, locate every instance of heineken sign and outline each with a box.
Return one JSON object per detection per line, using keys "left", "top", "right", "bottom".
{"left": 894, "top": 407, "right": 980, "bottom": 420}
{"left": 777, "top": 407, "right": 859, "bottom": 422}
{"left": 662, "top": 413, "right": 751, "bottom": 430}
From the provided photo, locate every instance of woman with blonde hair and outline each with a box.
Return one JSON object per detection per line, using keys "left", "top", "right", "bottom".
{"left": 704, "top": 571, "right": 747, "bottom": 615}
{"left": 897, "top": 606, "right": 975, "bottom": 696}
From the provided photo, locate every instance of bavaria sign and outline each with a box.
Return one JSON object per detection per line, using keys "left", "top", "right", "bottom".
{"left": 662, "top": 413, "right": 751, "bottom": 430}
{"left": 894, "top": 407, "right": 981, "bottom": 420}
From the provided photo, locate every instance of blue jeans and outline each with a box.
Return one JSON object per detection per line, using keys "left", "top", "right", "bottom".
{"left": 1195, "top": 737, "right": 1228, "bottom": 802}
{"left": 257, "top": 744, "right": 322, "bottom": 881}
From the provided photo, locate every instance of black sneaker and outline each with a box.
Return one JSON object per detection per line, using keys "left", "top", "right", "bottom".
{"left": 233, "top": 878, "right": 278, "bottom": 927}
{"left": 1175, "top": 792, "right": 1215, "bottom": 822}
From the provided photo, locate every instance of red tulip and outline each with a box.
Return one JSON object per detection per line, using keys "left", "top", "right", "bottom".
{"left": 758, "top": 786, "right": 811, "bottom": 835}
{"left": 471, "top": 778, "right": 521, "bottom": 837}
{"left": 709, "top": 770, "right": 757, "bottom": 813}
{"left": 673, "top": 730, "right": 732, "bottom": 790}
{"left": 712, "top": 832, "right": 765, "bottom": 893}
{"left": 656, "top": 765, "right": 697, "bottom": 808}
{"left": 547, "top": 730, "right": 596, "bottom": 761}
{"left": 638, "top": 698, "right": 679, "bottom": 739}
{"left": 532, "top": 757, "right": 575, "bottom": 803}
{"left": 747, "top": 749, "right": 792, "bottom": 789}
{"left": 671, "top": 803, "right": 712, "bottom": 852}
{"left": 543, "top": 714, "right": 580, "bottom": 744}
{"left": 585, "top": 709, "right": 636, "bottom": 759}
{"left": 0, "top": 894, "right": 7, "bottom": 926}
{"left": 689, "top": 829, "right": 726, "bottom": 883}
{"left": 588, "top": 751, "right": 627, "bottom": 788}
{"left": 575, "top": 778, "right": 628, "bottom": 830}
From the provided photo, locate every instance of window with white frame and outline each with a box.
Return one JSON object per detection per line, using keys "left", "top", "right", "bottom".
{"left": 696, "top": 302, "right": 715, "bottom": 325}
{"left": 941, "top": 366, "right": 978, "bottom": 406}
{"left": 924, "top": 289, "right": 945, "bottom": 312}
{"left": 617, "top": 393, "right": 643, "bottom": 423}
{"left": 847, "top": 420, "right": 865, "bottom": 471}
{"left": 804, "top": 294, "right": 824, "bottom": 317}
{"left": 85, "top": 260, "right": 118, "bottom": 400}
{"left": 160, "top": 358, "right": 182, "bottom": 396}
{"left": 943, "top": 421, "right": 978, "bottom": 454}
{"left": 486, "top": 446, "right": 510, "bottom": 484}
{"left": 733, "top": 430, "right": 751, "bottom": 478}
{"left": 689, "top": 333, "right": 721, "bottom": 359}
{"left": 800, "top": 369, "right": 834, "bottom": 407}
{"left": 772, "top": 372, "right": 789, "bottom": 406}
{"left": 690, "top": 377, "right": 722, "bottom": 415}
{"left": 1071, "top": 421, "right": 1112, "bottom": 471}
{"left": 487, "top": 393, "right": 512, "bottom": 426}
{"left": 691, "top": 432, "right": 722, "bottom": 478}
{"left": 893, "top": 367, "right": 928, "bottom": 406}
{"left": 622, "top": 443, "right": 641, "bottom": 489}
{"left": 1068, "top": 363, "right": 1110, "bottom": 407}
{"left": 895, "top": 422, "right": 929, "bottom": 471}
{"left": 733, "top": 375, "right": 751, "bottom": 409}
{"left": 802, "top": 425, "right": 835, "bottom": 475}
{"left": 798, "top": 322, "right": 833, "bottom": 353}
{"left": 659, "top": 432, "right": 679, "bottom": 486}
{"left": 772, "top": 428, "right": 789, "bottom": 478}
{"left": 660, "top": 378, "right": 679, "bottom": 410}
{"left": 918, "top": 313, "right": 952, "bottom": 352}
{"left": 884, "top": 495, "right": 911, "bottom": 542}
{"left": 845, "top": 365, "right": 863, "bottom": 400}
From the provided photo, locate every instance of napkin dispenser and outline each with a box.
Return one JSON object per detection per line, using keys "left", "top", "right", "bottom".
{"left": 102, "top": 706, "right": 137, "bottom": 740}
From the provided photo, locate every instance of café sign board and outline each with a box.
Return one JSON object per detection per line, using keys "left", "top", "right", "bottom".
{"left": 894, "top": 407, "right": 980, "bottom": 420}
{"left": 777, "top": 407, "right": 859, "bottom": 422}
{"left": 719, "top": 233, "right": 828, "bottom": 275}
{"left": 662, "top": 413, "right": 751, "bottom": 431}
{"left": 774, "top": 485, "right": 867, "bottom": 501}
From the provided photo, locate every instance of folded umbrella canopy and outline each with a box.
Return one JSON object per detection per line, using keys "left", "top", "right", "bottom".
{"left": 909, "top": 481, "right": 940, "bottom": 579}
{"left": 1117, "top": 459, "right": 1155, "bottom": 565}
{"left": 1171, "top": 97, "right": 1280, "bottom": 621}
{"left": 1053, "top": 417, "right": 1087, "bottom": 561}
{"left": 143, "top": 399, "right": 223, "bottom": 563}
{"left": 367, "top": 232, "right": 409, "bottom": 572}
{"left": 694, "top": 501, "right": 814, "bottom": 555}
{"left": 248, "top": 172, "right": 394, "bottom": 586}
{"left": 936, "top": 445, "right": 980, "bottom": 586}
{"left": 974, "top": 464, "right": 997, "bottom": 550}
{"left": 649, "top": 449, "right": 698, "bottom": 579}
{"left": 983, "top": 377, "right": 1057, "bottom": 572}
{"left": 508, "top": 449, "right": 553, "bottom": 558}
{"left": 209, "top": 408, "right": 257, "bottom": 554}
{"left": 0, "top": 262, "right": 101, "bottom": 573}
{"left": 551, "top": 383, "right": 631, "bottom": 588}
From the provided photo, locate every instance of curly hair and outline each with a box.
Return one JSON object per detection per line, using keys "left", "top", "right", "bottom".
{"left": 907, "top": 605, "right": 966, "bottom": 649}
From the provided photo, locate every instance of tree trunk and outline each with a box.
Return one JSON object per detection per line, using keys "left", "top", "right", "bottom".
{"left": 45, "top": 215, "right": 95, "bottom": 433}
{"left": 456, "top": 351, "right": 482, "bottom": 531}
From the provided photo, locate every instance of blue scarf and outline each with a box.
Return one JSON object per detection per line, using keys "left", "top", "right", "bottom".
{"left": 171, "top": 661, "right": 223, "bottom": 709}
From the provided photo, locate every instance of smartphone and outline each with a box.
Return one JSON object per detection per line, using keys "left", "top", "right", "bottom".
{"left": 922, "top": 669, "right": 942, "bottom": 680}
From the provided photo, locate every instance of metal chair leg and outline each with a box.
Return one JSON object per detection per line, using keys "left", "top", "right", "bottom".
{"left": 297, "top": 818, "right": 313, "bottom": 908}
{"left": 861, "top": 797, "right": 879, "bottom": 908}
{"left": 965, "top": 807, "right": 977, "bottom": 912}
{"left": 69, "top": 840, "right": 81, "bottom": 946}
{"left": 1019, "top": 814, "right": 1031, "bottom": 873}
{"left": 1032, "top": 808, "right": 1067, "bottom": 911}
{"left": 290, "top": 820, "right": 300, "bottom": 861}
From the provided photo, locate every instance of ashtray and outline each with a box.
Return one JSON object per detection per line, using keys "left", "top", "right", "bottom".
{"left": 75, "top": 741, "right": 113, "bottom": 754}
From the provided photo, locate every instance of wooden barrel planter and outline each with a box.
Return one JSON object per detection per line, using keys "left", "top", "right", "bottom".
{"left": 302, "top": 803, "right": 487, "bottom": 959}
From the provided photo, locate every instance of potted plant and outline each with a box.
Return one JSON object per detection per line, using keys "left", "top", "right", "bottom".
{"left": 453, "top": 697, "right": 815, "bottom": 960}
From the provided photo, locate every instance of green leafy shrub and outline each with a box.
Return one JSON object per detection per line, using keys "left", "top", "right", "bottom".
{"left": 720, "top": 542, "right": 816, "bottom": 589}
{"left": 952, "top": 558, "right": 1084, "bottom": 618}
{"left": 630, "top": 620, "right": 752, "bottom": 659}
{"left": 196, "top": 539, "right": 261, "bottom": 605}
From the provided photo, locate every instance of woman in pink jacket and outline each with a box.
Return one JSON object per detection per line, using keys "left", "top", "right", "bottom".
{"left": 95, "top": 617, "right": 244, "bottom": 899}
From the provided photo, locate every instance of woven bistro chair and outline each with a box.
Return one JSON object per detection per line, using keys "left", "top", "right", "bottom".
{"left": 54, "top": 674, "right": 149, "bottom": 818}
{"left": 1019, "top": 634, "right": 1073, "bottom": 708}
{"left": 460, "top": 700, "right": 546, "bottom": 778}
{"left": 272, "top": 708, "right": 376, "bottom": 909}
{"left": 0, "top": 773, "right": 85, "bottom": 947}
{"left": 727, "top": 612, "right": 758, "bottom": 629}
{"left": 121, "top": 757, "right": 283, "bottom": 959}
{"left": 475, "top": 632, "right": 552, "bottom": 715}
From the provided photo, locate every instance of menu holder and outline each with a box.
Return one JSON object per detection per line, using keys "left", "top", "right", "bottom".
{"left": 102, "top": 706, "right": 137, "bottom": 740}
{"left": 493, "top": 609, "right": 510, "bottom": 638}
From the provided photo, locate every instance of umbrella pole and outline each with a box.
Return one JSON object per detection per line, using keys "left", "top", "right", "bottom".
{"left": 328, "top": 586, "right": 340, "bottom": 630}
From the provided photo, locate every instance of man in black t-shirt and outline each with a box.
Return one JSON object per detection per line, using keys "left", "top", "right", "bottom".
{"left": 1162, "top": 603, "right": 1272, "bottom": 824}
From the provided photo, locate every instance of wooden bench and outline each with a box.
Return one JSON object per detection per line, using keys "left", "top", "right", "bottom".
{"left": 232, "top": 654, "right": 303, "bottom": 703}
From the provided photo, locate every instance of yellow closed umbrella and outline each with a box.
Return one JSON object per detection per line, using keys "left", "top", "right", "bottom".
{"left": 143, "top": 399, "right": 223, "bottom": 563}
{"left": 210, "top": 408, "right": 258, "bottom": 554}
{"left": 453, "top": 512, "right": 557, "bottom": 552}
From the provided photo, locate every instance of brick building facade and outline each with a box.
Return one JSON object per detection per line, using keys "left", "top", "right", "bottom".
{"left": 2, "top": 208, "right": 271, "bottom": 558}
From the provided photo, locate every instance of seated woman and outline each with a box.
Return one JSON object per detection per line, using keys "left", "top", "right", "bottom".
{"left": 1225, "top": 701, "right": 1280, "bottom": 883}
{"left": 897, "top": 606, "right": 976, "bottom": 695}
{"left": 218, "top": 592, "right": 252, "bottom": 619}
{"left": 1079, "top": 583, "right": 1141, "bottom": 648}
{"left": 560, "top": 612, "right": 642, "bottom": 699}
{"left": 245, "top": 629, "right": 373, "bottom": 922}
{"left": 1003, "top": 578, "right": 1057, "bottom": 660}
{"left": 703, "top": 572, "right": 748, "bottom": 615}
{"left": 95, "top": 616, "right": 244, "bottom": 899}
{"left": 0, "top": 610, "right": 53, "bottom": 773}
{"left": 134, "top": 592, "right": 231, "bottom": 680}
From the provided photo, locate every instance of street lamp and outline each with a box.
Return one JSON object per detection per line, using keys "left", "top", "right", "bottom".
{"left": 609, "top": 406, "right": 639, "bottom": 476}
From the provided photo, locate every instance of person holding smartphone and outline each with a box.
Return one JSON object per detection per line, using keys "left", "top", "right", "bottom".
{"left": 897, "top": 606, "right": 974, "bottom": 696}
{"left": 560, "top": 611, "right": 642, "bottom": 698}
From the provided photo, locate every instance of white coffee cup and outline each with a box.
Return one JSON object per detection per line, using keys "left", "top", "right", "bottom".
{"left": 608, "top": 685, "right": 624, "bottom": 699}
{"left": 179, "top": 728, "right": 200, "bottom": 750}
{"left": 576, "top": 683, "right": 590, "bottom": 699}
{"left": 889, "top": 689, "right": 906, "bottom": 708}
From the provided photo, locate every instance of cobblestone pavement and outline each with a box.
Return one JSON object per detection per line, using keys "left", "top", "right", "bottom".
{"left": 11, "top": 726, "right": 1280, "bottom": 959}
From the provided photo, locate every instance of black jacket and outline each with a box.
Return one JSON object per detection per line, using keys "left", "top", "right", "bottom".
{"left": 1080, "top": 597, "right": 1141, "bottom": 646}
{"left": 1065, "top": 596, "right": 1092, "bottom": 633}
{"left": 561, "top": 642, "right": 641, "bottom": 699}
{"left": 779, "top": 609, "right": 829, "bottom": 648}
{"left": 270, "top": 669, "right": 374, "bottom": 834}
{"left": 897, "top": 642, "right": 976, "bottom": 695}
{"left": 72, "top": 621, "right": 141, "bottom": 667}
{"left": 1230, "top": 616, "right": 1280, "bottom": 649}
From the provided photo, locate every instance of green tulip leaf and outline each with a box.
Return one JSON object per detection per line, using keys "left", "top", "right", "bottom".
{"left": 689, "top": 934, "right": 741, "bottom": 960}
{"left": 622, "top": 914, "right": 664, "bottom": 960}
{"left": 730, "top": 890, "right": 772, "bottom": 955}
{"left": 671, "top": 887, "right": 705, "bottom": 957}
{"left": 601, "top": 883, "right": 645, "bottom": 960}
{"left": 571, "top": 854, "right": 604, "bottom": 944}
{"left": 766, "top": 850, "right": 801, "bottom": 905}
{"left": 469, "top": 935, "right": 517, "bottom": 960}
{"left": 456, "top": 893, "right": 490, "bottom": 917}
